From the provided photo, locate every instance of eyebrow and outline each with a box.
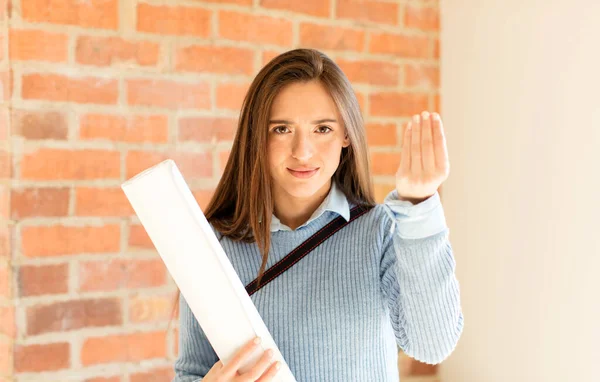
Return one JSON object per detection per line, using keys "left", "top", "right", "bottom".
{"left": 268, "top": 118, "right": 338, "bottom": 125}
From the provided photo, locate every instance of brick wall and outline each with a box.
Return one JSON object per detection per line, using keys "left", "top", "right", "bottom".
{"left": 0, "top": 0, "right": 441, "bottom": 381}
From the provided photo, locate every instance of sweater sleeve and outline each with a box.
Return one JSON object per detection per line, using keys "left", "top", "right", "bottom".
{"left": 172, "top": 292, "right": 219, "bottom": 382}
{"left": 379, "top": 189, "right": 464, "bottom": 365}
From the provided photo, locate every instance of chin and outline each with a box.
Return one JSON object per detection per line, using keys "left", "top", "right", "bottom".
{"left": 275, "top": 174, "right": 328, "bottom": 198}
{"left": 280, "top": 183, "right": 322, "bottom": 198}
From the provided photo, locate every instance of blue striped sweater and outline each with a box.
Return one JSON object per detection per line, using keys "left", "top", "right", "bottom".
{"left": 174, "top": 183, "right": 464, "bottom": 381}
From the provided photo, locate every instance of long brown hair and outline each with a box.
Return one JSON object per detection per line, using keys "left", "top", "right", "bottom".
{"left": 169, "top": 48, "right": 376, "bottom": 329}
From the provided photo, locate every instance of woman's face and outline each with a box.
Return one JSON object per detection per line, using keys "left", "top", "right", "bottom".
{"left": 267, "top": 80, "right": 350, "bottom": 201}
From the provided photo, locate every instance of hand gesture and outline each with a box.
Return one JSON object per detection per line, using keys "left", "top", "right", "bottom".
{"left": 396, "top": 111, "right": 450, "bottom": 204}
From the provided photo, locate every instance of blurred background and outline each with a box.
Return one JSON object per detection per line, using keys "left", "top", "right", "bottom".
{"left": 0, "top": 0, "right": 598, "bottom": 381}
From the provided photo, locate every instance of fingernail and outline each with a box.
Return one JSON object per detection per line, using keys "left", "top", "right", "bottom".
{"left": 254, "top": 337, "right": 261, "bottom": 344}
{"left": 275, "top": 362, "right": 281, "bottom": 370}
{"left": 422, "top": 111, "right": 430, "bottom": 120}
{"left": 413, "top": 115, "right": 420, "bottom": 123}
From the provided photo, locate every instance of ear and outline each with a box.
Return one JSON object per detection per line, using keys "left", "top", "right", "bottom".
{"left": 343, "top": 132, "right": 350, "bottom": 148}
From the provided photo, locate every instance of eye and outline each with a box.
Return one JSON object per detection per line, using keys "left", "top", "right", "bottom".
{"left": 272, "top": 125, "right": 289, "bottom": 134}
{"left": 316, "top": 125, "right": 332, "bottom": 133}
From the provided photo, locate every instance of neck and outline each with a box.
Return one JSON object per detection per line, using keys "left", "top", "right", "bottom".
{"left": 272, "top": 180, "right": 332, "bottom": 230}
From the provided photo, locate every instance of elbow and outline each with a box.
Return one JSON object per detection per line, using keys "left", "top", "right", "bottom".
{"left": 405, "top": 312, "right": 465, "bottom": 365}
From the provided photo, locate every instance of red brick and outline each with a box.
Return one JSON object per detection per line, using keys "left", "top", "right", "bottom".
{"left": 219, "top": 11, "right": 293, "bottom": 47}
{"left": 78, "top": 258, "right": 167, "bottom": 292}
{"left": 366, "top": 123, "right": 397, "bottom": 146}
{"left": 434, "top": 37, "right": 440, "bottom": 59}
{"left": 433, "top": 93, "right": 440, "bottom": 113}
{"left": 260, "top": 0, "right": 330, "bottom": 17}
{"left": 0, "top": 305, "right": 15, "bottom": 337}
{"left": 193, "top": 189, "right": 215, "bottom": 211}
{"left": 126, "top": 79, "right": 210, "bottom": 110}
{"left": 14, "top": 342, "right": 70, "bottom": 372}
{"left": 0, "top": 225, "right": 10, "bottom": 258}
{"left": 374, "top": 182, "right": 396, "bottom": 203}
{"left": 405, "top": 64, "right": 439, "bottom": 88}
{"left": 0, "top": 263, "right": 10, "bottom": 298}
{"left": 0, "top": 185, "right": 7, "bottom": 218}
{"left": 218, "top": 150, "right": 230, "bottom": 174}
{"left": 369, "top": 92, "right": 429, "bottom": 117}
{"left": 11, "top": 187, "right": 69, "bottom": 219}
{"left": 336, "top": 0, "right": 398, "bottom": 25}
{"left": 22, "top": 73, "right": 118, "bottom": 104}
{"left": 300, "top": 23, "right": 365, "bottom": 52}
{"left": 26, "top": 298, "right": 122, "bottom": 335}
{"left": 12, "top": 109, "right": 68, "bottom": 140}
{"left": 337, "top": 59, "right": 399, "bottom": 86}
{"left": 81, "top": 331, "right": 167, "bottom": 365}
{"left": 371, "top": 152, "right": 401, "bottom": 176}
{"left": 398, "top": 352, "right": 411, "bottom": 377}
{"left": 85, "top": 377, "right": 120, "bottom": 382}
{"left": 128, "top": 224, "right": 153, "bottom": 250}
{"left": 355, "top": 91, "right": 366, "bottom": 113}
{"left": 175, "top": 45, "right": 254, "bottom": 75}
{"left": 20, "top": 148, "right": 120, "bottom": 180}
{"left": 18, "top": 263, "right": 69, "bottom": 297}
{"left": 0, "top": 339, "right": 11, "bottom": 375}
{"left": 9, "top": 29, "right": 68, "bottom": 62}
{"left": 0, "top": 109, "right": 8, "bottom": 141}
{"left": 179, "top": 117, "right": 237, "bottom": 143}
{"left": 369, "top": 32, "right": 430, "bottom": 58}
{"left": 79, "top": 114, "right": 168, "bottom": 143}
{"left": 126, "top": 150, "right": 212, "bottom": 180}
{"left": 130, "top": 366, "right": 174, "bottom": 382}
{"left": 76, "top": 36, "right": 160, "bottom": 67}
{"left": 203, "top": 0, "right": 252, "bottom": 4}
{"left": 173, "top": 327, "right": 179, "bottom": 356}
{"left": 216, "top": 81, "right": 250, "bottom": 111}
{"left": 410, "top": 361, "right": 438, "bottom": 375}
{"left": 0, "top": 0, "right": 9, "bottom": 19}
{"left": 262, "top": 50, "right": 285, "bottom": 66}
{"left": 21, "top": 224, "right": 120, "bottom": 258}
{"left": 137, "top": 3, "right": 211, "bottom": 37}
{"left": 129, "top": 295, "right": 173, "bottom": 323}
{"left": 0, "top": 150, "right": 11, "bottom": 179}
{"left": 404, "top": 5, "right": 439, "bottom": 31}
{"left": 0, "top": 70, "right": 12, "bottom": 103}
{"left": 75, "top": 187, "right": 133, "bottom": 217}
{"left": 21, "top": 0, "right": 118, "bottom": 29}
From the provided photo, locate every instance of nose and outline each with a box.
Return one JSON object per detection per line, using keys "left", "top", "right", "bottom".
{"left": 291, "top": 131, "right": 314, "bottom": 161}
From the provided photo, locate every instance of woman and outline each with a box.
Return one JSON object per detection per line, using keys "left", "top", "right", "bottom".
{"left": 173, "top": 48, "right": 463, "bottom": 381}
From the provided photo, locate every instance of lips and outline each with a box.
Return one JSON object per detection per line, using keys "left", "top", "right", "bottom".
{"left": 287, "top": 167, "right": 319, "bottom": 178}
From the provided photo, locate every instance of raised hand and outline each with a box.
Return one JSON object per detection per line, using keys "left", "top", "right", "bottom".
{"left": 395, "top": 111, "right": 450, "bottom": 204}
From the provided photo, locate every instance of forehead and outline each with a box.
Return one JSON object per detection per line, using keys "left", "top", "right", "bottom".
{"left": 269, "top": 81, "right": 339, "bottom": 120}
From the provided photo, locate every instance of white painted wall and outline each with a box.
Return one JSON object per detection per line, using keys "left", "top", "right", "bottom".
{"left": 439, "top": 1, "right": 600, "bottom": 381}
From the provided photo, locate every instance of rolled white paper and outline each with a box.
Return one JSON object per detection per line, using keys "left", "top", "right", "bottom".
{"left": 121, "top": 159, "right": 296, "bottom": 381}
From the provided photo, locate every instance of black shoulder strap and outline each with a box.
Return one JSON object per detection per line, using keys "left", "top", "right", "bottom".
{"left": 245, "top": 204, "right": 374, "bottom": 296}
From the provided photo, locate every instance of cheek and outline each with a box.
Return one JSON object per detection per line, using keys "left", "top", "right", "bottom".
{"left": 318, "top": 140, "right": 343, "bottom": 164}
{"left": 267, "top": 141, "right": 288, "bottom": 167}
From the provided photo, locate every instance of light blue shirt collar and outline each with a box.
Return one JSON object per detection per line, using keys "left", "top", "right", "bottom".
{"left": 270, "top": 181, "right": 350, "bottom": 232}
